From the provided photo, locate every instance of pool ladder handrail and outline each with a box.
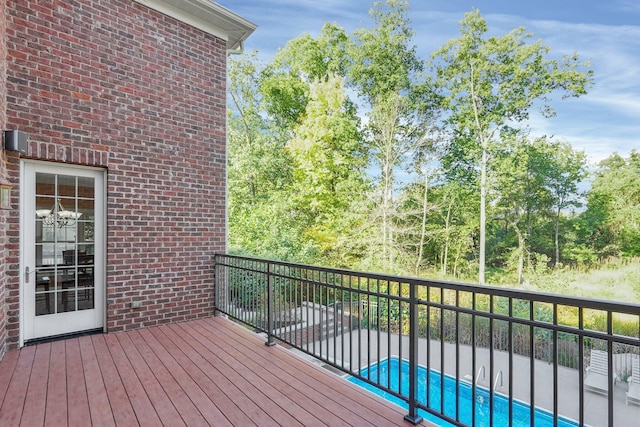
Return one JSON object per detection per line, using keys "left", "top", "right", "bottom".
{"left": 475, "top": 365, "right": 486, "bottom": 384}
{"left": 494, "top": 370, "right": 504, "bottom": 390}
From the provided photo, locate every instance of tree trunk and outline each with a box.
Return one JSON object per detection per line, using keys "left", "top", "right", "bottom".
{"left": 381, "top": 147, "right": 394, "bottom": 270}
{"left": 442, "top": 195, "right": 453, "bottom": 276}
{"left": 517, "top": 230, "right": 525, "bottom": 285}
{"left": 554, "top": 207, "right": 561, "bottom": 267}
{"left": 479, "top": 146, "right": 488, "bottom": 284}
{"left": 415, "top": 171, "right": 429, "bottom": 275}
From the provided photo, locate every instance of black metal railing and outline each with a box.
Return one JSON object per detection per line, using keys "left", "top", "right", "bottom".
{"left": 214, "top": 254, "right": 640, "bottom": 427}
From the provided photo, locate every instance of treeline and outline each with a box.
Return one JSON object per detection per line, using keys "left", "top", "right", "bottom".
{"left": 227, "top": 1, "right": 639, "bottom": 286}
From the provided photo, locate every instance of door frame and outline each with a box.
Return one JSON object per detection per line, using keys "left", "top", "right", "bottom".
{"left": 19, "top": 160, "right": 107, "bottom": 346}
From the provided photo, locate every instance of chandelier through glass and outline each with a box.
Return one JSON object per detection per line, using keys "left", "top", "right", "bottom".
{"left": 36, "top": 200, "right": 82, "bottom": 228}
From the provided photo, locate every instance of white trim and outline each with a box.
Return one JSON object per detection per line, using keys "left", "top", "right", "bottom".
{"left": 20, "top": 160, "right": 107, "bottom": 345}
{"left": 19, "top": 161, "right": 25, "bottom": 347}
{"left": 133, "top": 0, "right": 256, "bottom": 50}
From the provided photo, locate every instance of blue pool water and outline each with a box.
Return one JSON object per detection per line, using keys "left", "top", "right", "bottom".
{"left": 348, "top": 357, "right": 581, "bottom": 427}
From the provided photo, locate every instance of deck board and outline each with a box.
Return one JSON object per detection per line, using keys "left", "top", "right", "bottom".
{"left": 189, "top": 320, "right": 375, "bottom": 427}
{"left": 0, "top": 346, "right": 35, "bottom": 426}
{"left": 172, "top": 322, "right": 303, "bottom": 427}
{"left": 114, "top": 332, "right": 186, "bottom": 426}
{"left": 66, "top": 339, "right": 92, "bottom": 427}
{"left": 91, "top": 334, "right": 138, "bottom": 426}
{"left": 205, "top": 319, "right": 411, "bottom": 427}
{"left": 21, "top": 343, "right": 50, "bottom": 427}
{"left": 0, "top": 350, "right": 20, "bottom": 409}
{"left": 128, "top": 329, "right": 209, "bottom": 426}
{"left": 137, "top": 327, "right": 233, "bottom": 426}
{"left": 163, "top": 322, "right": 281, "bottom": 426}
{"left": 78, "top": 335, "right": 116, "bottom": 427}
{"left": 45, "top": 340, "right": 68, "bottom": 427}
{"left": 0, "top": 317, "right": 432, "bottom": 426}
{"left": 148, "top": 324, "right": 257, "bottom": 426}
{"left": 103, "top": 333, "right": 162, "bottom": 427}
{"left": 188, "top": 326, "right": 325, "bottom": 426}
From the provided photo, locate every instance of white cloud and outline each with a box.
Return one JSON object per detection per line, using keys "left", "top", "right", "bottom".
{"left": 224, "top": 1, "right": 640, "bottom": 164}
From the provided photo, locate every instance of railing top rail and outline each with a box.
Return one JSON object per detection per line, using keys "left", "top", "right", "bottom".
{"left": 215, "top": 253, "right": 640, "bottom": 315}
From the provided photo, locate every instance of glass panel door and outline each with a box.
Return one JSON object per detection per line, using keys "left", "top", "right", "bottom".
{"left": 34, "top": 173, "right": 96, "bottom": 315}
{"left": 22, "top": 162, "right": 104, "bottom": 342}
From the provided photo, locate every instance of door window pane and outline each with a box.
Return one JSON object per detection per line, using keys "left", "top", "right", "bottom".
{"left": 34, "top": 173, "right": 96, "bottom": 316}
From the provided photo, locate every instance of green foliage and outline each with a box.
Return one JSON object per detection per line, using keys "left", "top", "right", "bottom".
{"left": 349, "top": 0, "right": 423, "bottom": 101}
{"left": 226, "top": 3, "right": 637, "bottom": 306}
{"left": 260, "top": 72, "right": 309, "bottom": 129}
{"left": 273, "top": 23, "right": 351, "bottom": 80}
{"left": 343, "top": 0, "right": 436, "bottom": 271}
{"left": 582, "top": 151, "right": 640, "bottom": 257}
{"left": 431, "top": 8, "right": 592, "bottom": 283}
{"left": 287, "top": 74, "right": 371, "bottom": 265}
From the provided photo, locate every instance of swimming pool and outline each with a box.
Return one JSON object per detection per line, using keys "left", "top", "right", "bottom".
{"left": 348, "top": 357, "right": 581, "bottom": 427}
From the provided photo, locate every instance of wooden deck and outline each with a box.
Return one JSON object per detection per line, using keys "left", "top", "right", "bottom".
{"left": 0, "top": 316, "right": 432, "bottom": 426}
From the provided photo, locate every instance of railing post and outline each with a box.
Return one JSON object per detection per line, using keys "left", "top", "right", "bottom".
{"left": 265, "top": 261, "right": 276, "bottom": 347}
{"left": 213, "top": 253, "right": 222, "bottom": 317}
{"left": 404, "top": 282, "right": 423, "bottom": 425}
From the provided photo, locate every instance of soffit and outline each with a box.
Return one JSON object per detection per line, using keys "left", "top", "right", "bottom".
{"left": 133, "top": 0, "right": 256, "bottom": 50}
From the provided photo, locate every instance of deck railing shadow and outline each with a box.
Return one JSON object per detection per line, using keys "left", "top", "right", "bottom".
{"left": 214, "top": 254, "right": 640, "bottom": 427}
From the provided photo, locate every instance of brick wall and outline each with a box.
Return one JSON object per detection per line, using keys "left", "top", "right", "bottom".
{"left": 0, "top": 0, "right": 7, "bottom": 359}
{"left": 4, "top": 0, "right": 227, "bottom": 348}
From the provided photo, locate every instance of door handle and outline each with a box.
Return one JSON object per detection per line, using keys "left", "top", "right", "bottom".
{"left": 25, "top": 266, "right": 30, "bottom": 282}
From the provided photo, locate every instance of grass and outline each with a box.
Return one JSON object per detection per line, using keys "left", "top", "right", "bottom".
{"left": 431, "top": 257, "right": 640, "bottom": 304}
{"left": 492, "top": 258, "right": 640, "bottom": 304}
{"left": 556, "top": 260, "right": 640, "bottom": 303}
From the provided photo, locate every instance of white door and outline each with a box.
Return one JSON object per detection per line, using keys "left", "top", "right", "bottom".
{"left": 22, "top": 161, "right": 105, "bottom": 343}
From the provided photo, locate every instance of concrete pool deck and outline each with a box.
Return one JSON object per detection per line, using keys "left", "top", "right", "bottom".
{"left": 303, "top": 331, "right": 640, "bottom": 426}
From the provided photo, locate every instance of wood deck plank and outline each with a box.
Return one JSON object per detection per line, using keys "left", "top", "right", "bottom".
{"left": 20, "top": 343, "right": 51, "bottom": 427}
{"left": 147, "top": 325, "right": 257, "bottom": 427}
{"left": 126, "top": 329, "right": 209, "bottom": 426}
{"left": 198, "top": 318, "right": 377, "bottom": 426}
{"left": 167, "top": 322, "right": 304, "bottom": 427}
{"left": 136, "top": 327, "right": 233, "bottom": 427}
{"left": 103, "top": 334, "right": 163, "bottom": 427}
{"left": 210, "top": 317, "right": 412, "bottom": 426}
{"left": 193, "top": 318, "right": 384, "bottom": 427}
{"left": 0, "top": 350, "right": 20, "bottom": 408}
{"left": 0, "top": 346, "right": 35, "bottom": 426}
{"left": 185, "top": 321, "right": 334, "bottom": 426}
{"left": 66, "top": 339, "right": 92, "bottom": 427}
{"left": 164, "top": 322, "right": 281, "bottom": 427}
{"left": 78, "top": 335, "right": 116, "bottom": 427}
{"left": 91, "top": 334, "right": 138, "bottom": 426}
{"left": 44, "top": 340, "right": 67, "bottom": 427}
{"left": 0, "top": 317, "right": 429, "bottom": 427}
{"left": 176, "top": 321, "right": 326, "bottom": 426}
{"left": 114, "top": 332, "right": 186, "bottom": 427}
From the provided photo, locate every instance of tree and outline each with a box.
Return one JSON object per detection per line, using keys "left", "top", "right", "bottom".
{"left": 583, "top": 151, "right": 640, "bottom": 258}
{"left": 271, "top": 22, "right": 351, "bottom": 81}
{"left": 431, "top": 9, "right": 593, "bottom": 283}
{"left": 287, "top": 74, "right": 370, "bottom": 265}
{"left": 492, "top": 136, "right": 556, "bottom": 283}
{"left": 544, "top": 140, "right": 587, "bottom": 266}
{"left": 227, "top": 53, "right": 305, "bottom": 259}
{"left": 260, "top": 23, "right": 351, "bottom": 131}
{"left": 397, "top": 176, "right": 479, "bottom": 279}
{"left": 227, "top": 52, "right": 294, "bottom": 205}
{"left": 348, "top": 0, "right": 434, "bottom": 270}
{"left": 227, "top": 52, "right": 303, "bottom": 257}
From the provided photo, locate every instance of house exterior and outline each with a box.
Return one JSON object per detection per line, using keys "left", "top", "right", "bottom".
{"left": 0, "top": 0, "right": 255, "bottom": 357}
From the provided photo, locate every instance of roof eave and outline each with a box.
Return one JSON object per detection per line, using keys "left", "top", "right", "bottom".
{"left": 133, "top": 0, "right": 256, "bottom": 50}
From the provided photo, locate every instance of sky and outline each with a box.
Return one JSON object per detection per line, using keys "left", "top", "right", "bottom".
{"left": 221, "top": 0, "right": 640, "bottom": 166}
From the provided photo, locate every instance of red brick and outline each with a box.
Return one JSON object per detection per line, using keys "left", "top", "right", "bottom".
{"left": 1, "top": 0, "right": 229, "bottom": 349}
